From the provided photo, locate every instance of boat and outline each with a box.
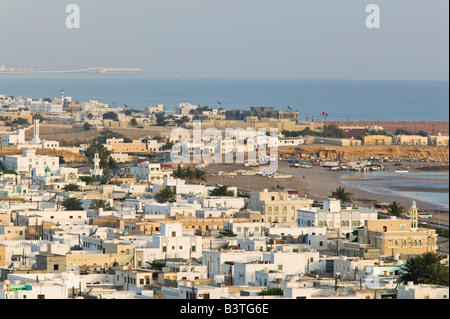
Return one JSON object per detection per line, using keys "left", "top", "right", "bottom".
{"left": 395, "top": 170, "right": 409, "bottom": 173}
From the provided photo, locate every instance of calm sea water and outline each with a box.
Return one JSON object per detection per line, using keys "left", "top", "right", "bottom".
{"left": 341, "top": 172, "right": 449, "bottom": 210}
{"left": 0, "top": 76, "right": 448, "bottom": 121}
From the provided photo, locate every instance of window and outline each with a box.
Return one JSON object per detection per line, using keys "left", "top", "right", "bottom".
{"left": 53, "top": 264, "right": 59, "bottom": 271}
{"left": 37, "top": 294, "right": 45, "bottom": 299}
{"left": 162, "top": 246, "right": 167, "bottom": 252}
{"left": 172, "top": 231, "right": 176, "bottom": 237}
{"left": 140, "top": 279, "right": 144, "bottom": 285}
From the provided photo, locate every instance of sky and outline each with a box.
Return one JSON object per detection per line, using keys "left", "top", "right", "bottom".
{"left": 0, "top": 0, "right": 448, "bottom": 79}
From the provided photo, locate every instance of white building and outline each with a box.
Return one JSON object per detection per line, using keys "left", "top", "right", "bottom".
{"left": 4, "top": 149, "right": 59, "bottom": 174}
{"left": 297, "top": 198, "right": 378, "bottom": 232}
{"left": 176, "top": 103, "right": 197, "bottom": 116}
{"left": 134, "top": 222, "right": 203, "bottom": 266}
{"left": 1, "top": 129, "right": 25, "bottom": 146}
{"left": 130, "top": 162, "right": 172, "bottom": 184}
{"left": 0, "top": 282, "right": 69, "bottom": 299}
{"left": 397, "top": 282, "right": 449, "bottom": 299}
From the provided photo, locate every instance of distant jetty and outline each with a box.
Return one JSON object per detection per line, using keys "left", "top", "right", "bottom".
{"left": 0, "top": 65, "right": 142, "bottom": 75}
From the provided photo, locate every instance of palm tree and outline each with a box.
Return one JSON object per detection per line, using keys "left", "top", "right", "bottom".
{"left": 184, "top": 166, "right": 195, "bottom": 183}
{"left": 172, "top": 164, "right": 184, "bottom": 179}
{"left": 332, "top": 186, "right": 353, "bottom": 203}
{"left": 400, "top": 252, "right": 448, "bottom": 286}
{"left": 62, "top": 198, "right": 84, "bottom": 211}
{"left": 271, "top": 184, "right": 285, "bottom": 190}
{"left": 416, "top": 252, "right": 445, "bottom": 269}
{"left": 194, "top": 169, "right": 207, "bottom": 183}
{"left": 89, "top": 199, "right": 111, "bottom": 211}
{"left": 210, "top": 185, "right": 234, "bottom": 197}
{"left": 388, "top": 201, "right": 404, "bottom": 217}
{"left": 421, "top": 263, "right": 449, "bottom": 286}
{"left": 155, "top": 188, "right": 176, "bottom": 203}
{"left": 400, "top": 257, "right": 420, "bottom": 284}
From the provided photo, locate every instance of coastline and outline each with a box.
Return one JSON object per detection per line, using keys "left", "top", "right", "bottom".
{"left": 204, "top": 161, "right": 449, "bottom": 223}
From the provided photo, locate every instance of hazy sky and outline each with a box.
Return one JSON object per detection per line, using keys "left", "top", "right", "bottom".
{"left": 0, "top": 0, "right": 448, "bottom": 79}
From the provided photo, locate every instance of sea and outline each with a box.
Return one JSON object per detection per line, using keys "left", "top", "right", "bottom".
{"left": 341, "top": 171, "right": 449, "bottom": 211}
{"left": 0, "top": 75, "right": 448, "bottom": 208}
{"left": 0, "top": 76, "right": 448, "bottom": 121}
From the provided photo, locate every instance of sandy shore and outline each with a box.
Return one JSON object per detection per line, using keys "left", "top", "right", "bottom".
{"left": 203, "top": 161, "right": 449, "bottom": 224}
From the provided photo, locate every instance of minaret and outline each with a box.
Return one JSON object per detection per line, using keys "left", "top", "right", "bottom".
{"left": 409, "top": 199, "right": 418, "bottom": 229}
{"left": 32, "top": 119, "right": 41, "bottom": 144}
{"left": 90, "top": 150, "right": 103, "bottom": 178}
{"left": 61, "top": 89, "right": 65, "bottom": 106}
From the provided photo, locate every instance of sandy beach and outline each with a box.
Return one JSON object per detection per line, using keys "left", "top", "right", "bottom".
{"left": 203, "top": 160, "right": 449, "bottom": 225}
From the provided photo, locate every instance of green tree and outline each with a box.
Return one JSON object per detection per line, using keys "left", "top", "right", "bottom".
{"left": 83, "top": 122, "right": 92, "bottom": 131}
{"left": 79, "top": 176, "right": 95, "bottom": 185}
{"left": 332, "top": 186, "right": 352, "bottom": 203}
{"left": 89, "top": 199, "right": 112, "bottom": 211}
{"left": 64, "top": 183, "right": 81, "bottom": 192}
{"left": 210, "top": 185, "right": 234, "bottom": 197}
{"left": 194, "top": 169, "right": 207, "bottom": 183}
{"left": 62, "top": 198, "right": 84, "bottom": 211}
{"left": 147, "top": 261, "right": 166, "bottom": 270}
{"left": 399, "top": 258, "right": 420, "bottom": 284}
{"left": 108, "top": 156, "right": 118, "bottom": 169}
{"left": 154, "top": 188, "right": 177, "bottom": 204}
{"left": 103, "top": 111, "right": 118, "bottom": 121}
{"left": 400, "top": 252, "right": 448, "bottom": 286}
{"left": 162, "top": 142, "right": 174, "bottom": 151}
{"left": 421, "top": 263, "right": 449, "bottom": 286}
{"left": 322, "top": 125, "right": 344, "bottom": 138}
{"left": 388, "top": 201, "right": 404, "bottom": 217}
{"left": 219, "top": 229, "right": 237, "bottom": 237}
{"left": 130, "top": 118, "right": 138, "bottom": 127}
{"left": 155, "top": 113, "right": 167, "bottom": 126}
{"left": 257, "top": 288, "right": 284, "bottom": 296}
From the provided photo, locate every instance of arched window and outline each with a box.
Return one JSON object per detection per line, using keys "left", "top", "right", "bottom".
{"left": 394, "top": 240, "right": 398, "bottom": 247}
{"left": 400, "top": 224, "right": 405, "bottom": 231}
{"left": 418, "top": 240, "right": 422, "bottom": 246}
